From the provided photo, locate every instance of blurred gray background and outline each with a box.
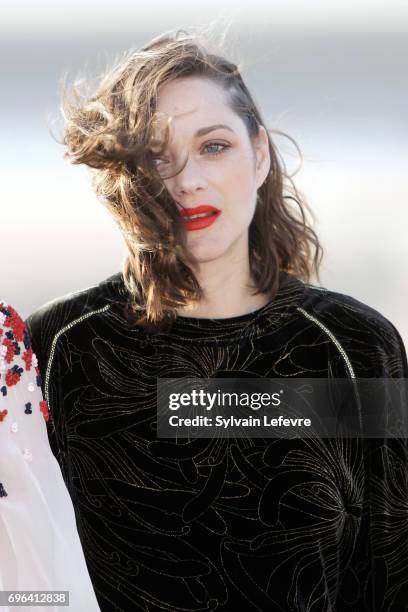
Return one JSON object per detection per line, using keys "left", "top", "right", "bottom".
{"left": 1, "top": 0, "right": 407, "bottom": 347}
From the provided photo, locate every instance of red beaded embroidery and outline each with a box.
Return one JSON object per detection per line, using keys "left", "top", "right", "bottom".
{"left": 2, "top": 338, "right": 16, "bottom": 363}
{"left": 1, "top": 302, "right": 40, "bottom": 425}
{"left": 0, "top": 409, "right": 8, "bottom": 422}
{"left": 3, "top": 304, "right": 25, "bottom": 342}
{"left": 22, "top": 347, "right": 33, "bottom": 371}
{"left": 5, "top": 367, "right": 22, "bottom": 387}
{"left": 39, "top": 400, "right": 49, "bottom": 422}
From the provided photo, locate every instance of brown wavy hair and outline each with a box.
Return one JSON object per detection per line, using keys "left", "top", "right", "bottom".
{"left": 61, "top": 28, "right": 323, "bottom": 332}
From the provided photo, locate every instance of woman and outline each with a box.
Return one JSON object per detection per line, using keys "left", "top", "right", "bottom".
{"left": 25, "top": 30, "right": 408, "bottom": 611}
{"left": 0, "top": 302, "right": 100, "bottom": 611}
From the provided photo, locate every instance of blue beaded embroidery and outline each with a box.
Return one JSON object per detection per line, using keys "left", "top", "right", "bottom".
{"left": 0, "top": 483, "right": 8, "bottom": 498}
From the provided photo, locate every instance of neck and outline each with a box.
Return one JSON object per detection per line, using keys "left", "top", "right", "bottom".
{"left": 176, "top": 244, "right": 273, "bottom": 319}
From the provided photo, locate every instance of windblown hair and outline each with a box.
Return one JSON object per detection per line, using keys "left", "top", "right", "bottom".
{"left": 61, "top": 28, "right": 323, "bottom": 332}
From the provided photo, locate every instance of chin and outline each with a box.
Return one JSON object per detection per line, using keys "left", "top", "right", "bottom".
{"left": 188, "top": 243, "right": 229, "bottom": 264}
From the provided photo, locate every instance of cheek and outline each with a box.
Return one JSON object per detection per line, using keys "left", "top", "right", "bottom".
{"left": 220, "top": 153, "right": 256, "bottom": 193}
{"left": 218, "top": 159, "right": 257, "bottom": 216}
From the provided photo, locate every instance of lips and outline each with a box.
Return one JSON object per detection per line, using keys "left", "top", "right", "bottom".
{"left": 179, "top": 204, "right": 221, "bottom": 232}
{"left": 179, "top": 204, "right": 221, "bottom": 218}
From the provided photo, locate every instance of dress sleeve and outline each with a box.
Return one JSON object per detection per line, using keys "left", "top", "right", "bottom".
{"left": 0, "top": 301, "right": 101, "bottom": 612}
{"left": 336, "top": 319, "right": 408, "bottom": 610}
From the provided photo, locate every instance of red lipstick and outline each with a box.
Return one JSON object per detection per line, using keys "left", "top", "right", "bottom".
{"left": 179, "top": 204, "right": 221, "bottom": 232}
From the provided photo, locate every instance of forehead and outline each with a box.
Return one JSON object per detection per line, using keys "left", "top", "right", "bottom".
{"left": 155, "top": 76, "right": 241, "bottom": 132}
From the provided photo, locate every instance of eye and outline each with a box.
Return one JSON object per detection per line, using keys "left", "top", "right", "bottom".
{"left": 151, "top": 142, "right": 230, "bottom": 167}
{"left": 203, "top": 142, "right": 230, "bottom": 156}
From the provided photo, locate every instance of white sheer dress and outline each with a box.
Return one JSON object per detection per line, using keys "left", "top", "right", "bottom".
{"left": 0, "top": 301, "right": 100, "bottom": 612}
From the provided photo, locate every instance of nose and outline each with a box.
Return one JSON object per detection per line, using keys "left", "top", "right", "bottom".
{"left": 170, "top": 153, "right": 207, "bottom": 200}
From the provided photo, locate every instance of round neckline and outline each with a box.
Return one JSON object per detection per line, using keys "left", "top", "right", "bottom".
{"left": 173, "top": 296, "right": 276, "bottom": 326}
{"left": 101, "top": 270, "right": 307, "bottom": 344}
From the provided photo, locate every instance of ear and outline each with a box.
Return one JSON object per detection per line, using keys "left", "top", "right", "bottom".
{"left": 254, "top": 125, "right": 271, "bottom": 189}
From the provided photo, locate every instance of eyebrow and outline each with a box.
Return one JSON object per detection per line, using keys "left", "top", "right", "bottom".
{"left": 194, "top": 124, "right": 235, "bottom": 137}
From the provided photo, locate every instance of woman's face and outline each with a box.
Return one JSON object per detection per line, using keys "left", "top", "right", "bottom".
{"left": 153, "top": 76, "right": 270, "bottom": 263}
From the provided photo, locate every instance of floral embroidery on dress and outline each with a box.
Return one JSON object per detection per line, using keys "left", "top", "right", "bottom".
{"left": 40, "top": 400, "right": 49, "bottom": 422}
{"left": 5, "top": 365, "right": 23, "bottom": 387}
{"left": 22, "top": 346, "right": 33, "bottom": 371}
{"left": 0, "top": 302, "right": 49, "bottom": 423}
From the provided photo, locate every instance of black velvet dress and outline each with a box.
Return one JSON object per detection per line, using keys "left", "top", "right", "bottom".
{"left": 25, "top": 271, "right": 408, "bottom": 611}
